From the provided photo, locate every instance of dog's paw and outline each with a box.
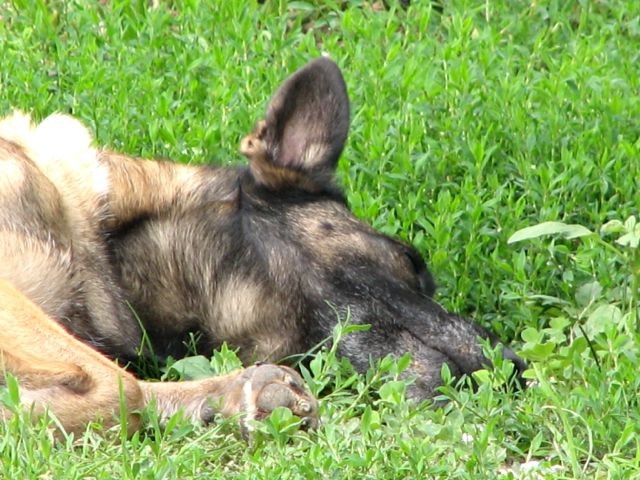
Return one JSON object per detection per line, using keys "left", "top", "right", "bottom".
{"left": 238, "top": 363, "right": 318, "bottom": 437}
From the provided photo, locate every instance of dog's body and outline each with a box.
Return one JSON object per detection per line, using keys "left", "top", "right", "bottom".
{"left": 0, "top": 58, "right": 522, "bottom": 434}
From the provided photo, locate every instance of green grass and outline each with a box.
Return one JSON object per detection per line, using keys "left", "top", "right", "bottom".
{"left": 1, "top": 0, "right": 640, "bottom": 478}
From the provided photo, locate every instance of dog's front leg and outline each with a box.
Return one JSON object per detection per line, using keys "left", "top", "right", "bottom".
{"left": 139, "top": 364, "right": 318, "bottom": 436}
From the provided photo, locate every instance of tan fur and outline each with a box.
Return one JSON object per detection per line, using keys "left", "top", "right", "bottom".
{"left": 241, "top": 120, "right": 325, "bottom": 193}
{"left": 99, "top": 152, "right": 202, "bottom": 230}
{"left": 0, "top": 279, "right": 144, "bottom": 435}
{"left": 0, "top": 112, "right": 317, "bottom": 436}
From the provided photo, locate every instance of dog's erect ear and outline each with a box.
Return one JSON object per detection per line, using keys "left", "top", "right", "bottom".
{"left": 241, "top": 57, "right": 350, "bottom": 192}
{"left": 264, "top": 57, "right": 350, "bottom": 172}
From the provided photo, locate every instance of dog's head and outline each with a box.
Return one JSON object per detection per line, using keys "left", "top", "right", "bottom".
{"left": 235, "top": 57, "right": 525, "bottom": 398}
{"left": 112, "top": 58, "right": 524, "bottom": 399}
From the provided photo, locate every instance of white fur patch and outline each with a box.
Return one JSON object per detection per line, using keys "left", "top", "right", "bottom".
{"left": 35, "top": 113, "right": 93, "bottom": 153}
{"left": 32, "top": 113, "right": 110, "bottom": 197}
{"left": 242, "top": 378, "right": 257, "bottom": 432}
{"left": 0, "top": 111, "right": 110, "bottom": 198}
{"left": 0, "top": 111, "right": 33, "bottom": 143}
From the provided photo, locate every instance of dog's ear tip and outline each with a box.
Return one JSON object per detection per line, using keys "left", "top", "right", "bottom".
{"left": 310, "top": 54, "right": 340, "bottom": 69}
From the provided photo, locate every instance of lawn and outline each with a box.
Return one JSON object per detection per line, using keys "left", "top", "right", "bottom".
{"left": 1, "top": 0, "right": 639, "bottom": 478}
